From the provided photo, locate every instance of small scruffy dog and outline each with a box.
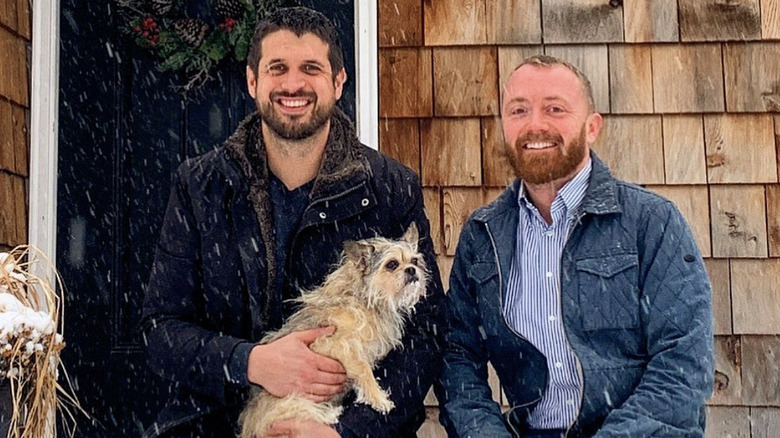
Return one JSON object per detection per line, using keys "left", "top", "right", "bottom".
{"left": 239, "top": 224, "right": 428, "bottom": 438}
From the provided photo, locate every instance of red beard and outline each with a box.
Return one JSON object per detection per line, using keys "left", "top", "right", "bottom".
{"left": 504, "top": 126, "right": 588, "bottom": 184}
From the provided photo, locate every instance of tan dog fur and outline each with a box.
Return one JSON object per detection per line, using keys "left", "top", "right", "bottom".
{"left": 239, "top": 224, "right": 428, "bottom": 438}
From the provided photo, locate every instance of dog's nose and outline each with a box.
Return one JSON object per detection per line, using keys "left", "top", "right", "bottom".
{"left": 405, "top": 267, "right": 416, "bottom": 276}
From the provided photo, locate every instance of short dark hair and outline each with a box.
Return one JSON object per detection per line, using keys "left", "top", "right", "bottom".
{"left": 247, "top": 6, "right": 345, "bottom": 79}
{"left": 511, "top": 55, "right": 596, "bottom": 112}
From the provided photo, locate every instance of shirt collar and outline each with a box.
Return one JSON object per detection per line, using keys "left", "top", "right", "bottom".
{"left": 518, "top": 158, "right": 592, "bottom": 218}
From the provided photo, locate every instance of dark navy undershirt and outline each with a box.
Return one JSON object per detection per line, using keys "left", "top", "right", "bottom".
{"left": 226, "top": 171, "right": 313, "bottom": 387}
{"left": 269, "top": 171, "right": 314, "bottom": 308}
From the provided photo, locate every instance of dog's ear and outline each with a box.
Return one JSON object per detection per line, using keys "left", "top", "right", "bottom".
{"left": 403, "top": 223, "right": 419, "bottom": 251}
{"left": 344, "top": 240, "right": 375, "bottom": 272}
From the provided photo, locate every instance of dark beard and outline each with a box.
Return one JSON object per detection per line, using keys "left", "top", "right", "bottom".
{"left": 504, "top": 126, "right": 588, "bottom": 184}
{"left": 258, "top": 91, "right": 334, "bottom": 140}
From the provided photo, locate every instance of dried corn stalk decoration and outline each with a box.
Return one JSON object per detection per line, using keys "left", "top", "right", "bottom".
{"left": 0, "top": 245, "right": 81, "bottom": 437}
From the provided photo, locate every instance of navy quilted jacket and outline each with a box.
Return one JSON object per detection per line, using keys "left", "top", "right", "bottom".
{"left": 438, "top": 153, "right": 713, "bottom": 437}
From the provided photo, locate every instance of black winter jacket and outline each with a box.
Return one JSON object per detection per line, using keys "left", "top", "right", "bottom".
{"left": 141, "top": 109, "right": 445, "bottom": 438}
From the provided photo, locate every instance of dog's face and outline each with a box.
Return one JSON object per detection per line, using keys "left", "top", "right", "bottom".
{"left": 343, "top": 224, "right": 427, "bottom": 313}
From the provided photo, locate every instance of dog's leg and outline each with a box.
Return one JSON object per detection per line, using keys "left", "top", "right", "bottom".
{"left": 346, "top": 360, "right": 394, "bottom": 414}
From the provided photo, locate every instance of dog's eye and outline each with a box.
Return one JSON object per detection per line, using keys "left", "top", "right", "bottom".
{"left": 385, "top": 260, "right": 399, "bottom": 271}
{"left": 411, "top": 257, "right": 419, "bottom": 266}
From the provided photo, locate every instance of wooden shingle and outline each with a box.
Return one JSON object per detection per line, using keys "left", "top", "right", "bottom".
{"left": 0, "top": 99, "right": 13, "bottom": 173}
{"left": 420, "top": 118, "right": 481, "bottom": 187}
{"left": 423, "top": 187, "right": 442, "bottom": 256}
{"left": 544, "top": 45, "right": 610, "bottom": 113}
{"left": 651, "top": 44, "right": 724, "bottom": 113}
{"left": 11, "top": 103, "right": 27, "bottom": 176}
{"left": 541, "top": 0, "right": 623, "bottom": 44}
{"left": 0, "top": 0, "right": 16, "bottom": 31}
{"left": 423, "top": 0, "right": 486, "bottom": 46}
{"left": 11, "top": 173, "right": 24, "bottom": 244}
{"left": 15, "top": 0, "right": 30, "bottom": 40}
{"left": 763, "top": 0, "right": 780, "bottom": 39}
{"left": 705, "top": 258, "right": 732, "bottom": 335}
{"left": 731, "top": 259, "right": 780, "bottom": 334}
{"left": 608, "top": 45, "right": 653, "bottom": 114}
{"left": 481, "top": 116, "right": 514, "bottom": 188}
{"left": 724, "top": 43, "right": 780, "bottom": 112}
{"left": 443, "top": 188, "right": 489, "bottom": 256}
{"left": 663, "top": 115, "right": 707, "bottom": 184}
{"left": 741, "top": 335, "right": 780, "bottom": 405}
{"left": 379, "top": 48, "right": 432, "bottom": 118}
{"left": 767, "top": 185, "right": 780, "bottom": 257}
{"left": 486, "top": 0, "right": 541, "bottom": 44}
{"left": 436, "top": 255, "right": 453, "bottom": 293}
{"left": 497, "top": 46, "right": 544, "bottom": 97}
{"left": 0, "top": 172, "right": 13, "bottom": 246}
{"left": 679, "top": 0, "right": 761, "bottom": 42}
{"left": 648, "top": 185, "right": 711, "bottom": 257}
{"left": 0, "top": 26, "right": 28, "bottom": 107}
{"left": 418, "top": 409, "right": 446, "bottom": 438}
{"left": 378, "top": 0, "right": 422, "bottom": 47}
{"left": 379, "top": 118, "right": 420, "bottom": 174}
{"left": 592, "top": 115, "right": 664, "bottom": 185}
{"left": 751, "top": 408, "right": 780, "bottom": 436}
{"left": 623, "top": 0, "right": 679, "bottom": 43}
{"left": 710, "top": 185, "right": 768, "bottom": 258}
{"left": 433, "top": 47, "right": 499, "bottom": 117}
{"left": 705, "top": 406, "right": 750, "bottom": 437}
{"left": 711, "top": 336, "right": 743, "bottom": 405}
{"left": 705, "top": 114, "right": 776, "bottom": 184}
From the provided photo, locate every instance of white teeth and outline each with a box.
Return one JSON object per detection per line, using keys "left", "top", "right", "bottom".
{"left": 525, "top": 142, "right": 555, "bottom": 149}
{"left": 281, "top": 99, "right": 307, "bottom": 108}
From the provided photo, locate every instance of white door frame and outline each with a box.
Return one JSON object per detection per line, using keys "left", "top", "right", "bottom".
{"left": 28, "top": 2, "right": 379, "bottom": 268}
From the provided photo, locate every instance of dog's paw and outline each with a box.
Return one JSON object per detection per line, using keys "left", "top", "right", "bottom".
{"left": 371, "top": 394, "right": 395, "bottom": 414}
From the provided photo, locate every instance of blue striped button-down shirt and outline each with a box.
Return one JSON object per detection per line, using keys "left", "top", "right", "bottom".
{"left": 503, "top": 160, "right": 592, "bottom": 430}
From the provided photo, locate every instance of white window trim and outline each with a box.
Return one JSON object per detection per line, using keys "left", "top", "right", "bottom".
{"left": 29, "top": 0, "right": 61, "bottom": 271}
{"left": 29, "top": 3, "right": 379, "bottom": 267}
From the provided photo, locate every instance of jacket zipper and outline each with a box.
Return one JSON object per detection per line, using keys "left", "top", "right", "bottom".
{"left": 484, "top": 222, "right": 545, "bottom": 437}
{"left": 562, "top": 211, "right": 587, "bottom": 437}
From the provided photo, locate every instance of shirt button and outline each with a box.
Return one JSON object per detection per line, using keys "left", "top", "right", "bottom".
{"left": 566, "top": 399, "right": 575, "bottom": 406}
{"left": 545, "top": 231, "right": 554, "bottom": 237}
{"left": 319, "top": 212, "right": 327, "bottom": 219}
{"left": 548, "top": 315, "right": 556, "bottom": 322}
{"left": 545, "top": 271, "right": 553, "bottom": 278}
{"left": 361, "top": 198, "right": 370, "bottom": 206}
{"left": 554, "top": 361, "right": 563, "bottom": 368}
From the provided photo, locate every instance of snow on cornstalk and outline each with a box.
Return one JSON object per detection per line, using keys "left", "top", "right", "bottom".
{"left": 0, "top": 245, "right": 81, "bottom": 437}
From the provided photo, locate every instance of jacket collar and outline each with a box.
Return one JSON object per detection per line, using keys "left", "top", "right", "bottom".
{"left": 223, "top": 106, "right": 367, "bottom": 200}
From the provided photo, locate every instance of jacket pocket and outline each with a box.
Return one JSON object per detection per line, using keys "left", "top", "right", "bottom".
{"left": 575, "top": 253, "right": 640, "bottom": 331}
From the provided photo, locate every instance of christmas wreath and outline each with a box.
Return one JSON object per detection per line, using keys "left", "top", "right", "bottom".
{"left": 119, "top": 0, "right": 292, "bottom": 91}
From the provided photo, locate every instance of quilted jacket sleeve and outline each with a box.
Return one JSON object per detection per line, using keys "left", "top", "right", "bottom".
{"left": 595, "top": 201, "right": 714, "bottom": 437}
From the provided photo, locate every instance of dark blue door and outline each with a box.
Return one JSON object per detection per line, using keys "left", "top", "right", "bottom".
{"left": 57, "top": 1, "right": 355, "bottom": 435}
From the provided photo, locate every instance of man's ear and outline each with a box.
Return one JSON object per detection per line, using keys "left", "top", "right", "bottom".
{"left": 333, "top": 68, "right": 347, "bottom": 100}
{"left": 344, "top": 241, "right": 374, "bottom": 272}
{"left": 403, "top": 223, "right": 419, "bottom": 252}
{"left": 246, "top": 65, "right": 257, "bottom": 99}
{"left": 585, "top": 112, "right": 603, "bottom": 145}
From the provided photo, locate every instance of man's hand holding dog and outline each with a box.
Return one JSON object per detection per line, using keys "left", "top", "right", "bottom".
{"left": 247, "top": 326, "right": 347, "bottom": 402}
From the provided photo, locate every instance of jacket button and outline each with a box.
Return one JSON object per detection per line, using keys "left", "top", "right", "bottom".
{"left": 319, "top": 212, "right": 327, "bottom": 219}
{"left": 361, "top": 198, "right": 370, "bottom": 207}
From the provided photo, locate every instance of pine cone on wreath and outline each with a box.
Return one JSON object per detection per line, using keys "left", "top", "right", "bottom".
{"left": 216, "top": 0, "right": 245, "bottom": 18}
{"left": 150, "top": 0, "right": 174, "bottom": 15}
{"left": 173, "top": 18, "right": 209, "bottom": 46}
